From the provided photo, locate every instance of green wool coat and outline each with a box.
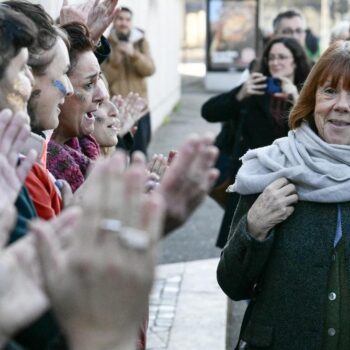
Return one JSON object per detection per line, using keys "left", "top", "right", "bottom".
{"left": 217, "top": 195, "right": 350, "bottom": 350}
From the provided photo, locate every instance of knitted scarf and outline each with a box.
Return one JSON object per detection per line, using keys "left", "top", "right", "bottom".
{"left": 228, "top": 122, "right": 350, "bottom": 202}
{"left": 47, "top": 135, "right": 100, "bottom": 193}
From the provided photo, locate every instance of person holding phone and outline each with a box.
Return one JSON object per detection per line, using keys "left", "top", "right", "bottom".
{"left": 201, "top": 36, "right": 311, "bottom": 248}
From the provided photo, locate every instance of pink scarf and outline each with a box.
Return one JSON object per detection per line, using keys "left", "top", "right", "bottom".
{"left": 47, "top": 135, "right": 100, "bottom": 192}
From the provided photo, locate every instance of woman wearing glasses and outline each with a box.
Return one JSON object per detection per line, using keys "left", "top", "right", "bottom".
{"left": 201, "top": 36, "right": 311, "bottom": 248}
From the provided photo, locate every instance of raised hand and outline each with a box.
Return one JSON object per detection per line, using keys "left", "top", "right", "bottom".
{"left": 247, "top": 177, "right": 298, "bottom": 240}
{"left": 158, "top": 134, "right": 219, "bottom": 234}
{"left": 60, "top": 0, "right": 120, "bottom": 45}
{"left": 148, "top": 153, "right": 168, "bottom": 180}
{"left": 60, "top": 0, "right": 86, "bottom": 26}
{"left": 130, "top": 151, "right": 159, "bottom": 193}
{"left": 32, "top": 152, "right": 164, "bottom": 350}
{"left": 0, "top": 208, "right": 79, "bottom": 347}
{"left": 111, "top": 93, "right": 148, "bottom": 137}
{"left": 0, "top": 109, "right": 36, "bottom": 212}
{"left": 236, "top": 72, "right": 267, "bottom": 101}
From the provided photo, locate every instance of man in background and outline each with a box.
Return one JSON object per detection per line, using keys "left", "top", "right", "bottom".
{"left": 102, "top": 7, "right": 155, "bottom": 156}
{"left": 273, "top": 9, "right": 319, "bottom": 61}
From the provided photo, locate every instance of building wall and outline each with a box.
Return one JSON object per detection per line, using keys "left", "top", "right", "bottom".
{"left": 118, "top": 0, "right": 182, "bottom": 131}
{"left": 24, "top": 0, "right": 183, "bottom": 131}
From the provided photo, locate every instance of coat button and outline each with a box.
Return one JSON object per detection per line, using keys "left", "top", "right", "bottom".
{"left": 238, "top": 340, "right": 248, "bottom": 349}
{"left": 328, "top": 328, "right": 336, "bottom": 336}
{"left": 329, "top": 292, "right": 336, "bottom": 301}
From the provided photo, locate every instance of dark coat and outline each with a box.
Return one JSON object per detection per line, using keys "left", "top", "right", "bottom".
{"left": 201, "top": 87, "right": 291, "bottom": 248}
{"left": 217, "top": 195, "right": 350, "bottom": 349}
{"left": 94, "top": 35, "right": 111, "bottom": 65}
{"left": 201, "top": 86, "right": 291, "bottom": 155}
{"left": 10, "top": 186, "right": 37, "bottom": 243}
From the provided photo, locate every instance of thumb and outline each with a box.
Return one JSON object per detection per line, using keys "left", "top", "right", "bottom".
{"left": 56, "top": 179, "right": 73, "bottom": 207}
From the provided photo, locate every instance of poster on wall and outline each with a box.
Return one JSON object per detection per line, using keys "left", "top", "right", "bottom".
{"left": 207, "top": 0, "right": 257, "bottom": 71}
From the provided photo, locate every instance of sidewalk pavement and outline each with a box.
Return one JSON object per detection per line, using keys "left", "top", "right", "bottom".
{"left": 146, "top": 74, "right": 228, "bottom": 349}
{"left": 146, "top": 72, "right": 247, "bottom": 349}
{"left": 147, "top": 258, "right": 227, "bottom": 350}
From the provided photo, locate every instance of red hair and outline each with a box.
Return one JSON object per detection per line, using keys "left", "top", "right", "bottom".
{"left": 289, "top": 40, "right": 350, "bottom": 129}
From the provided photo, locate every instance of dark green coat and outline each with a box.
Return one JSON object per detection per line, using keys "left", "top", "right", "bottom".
{"left": 217, "top": 195, "right": 350, "bottom": 349}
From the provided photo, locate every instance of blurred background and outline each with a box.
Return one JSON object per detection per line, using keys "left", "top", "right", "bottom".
{"left": 11, "top": 0, "right": 350, "bottom": 130}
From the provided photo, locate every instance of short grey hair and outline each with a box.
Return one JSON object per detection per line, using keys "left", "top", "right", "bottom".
{"left": 273, "top": 9, "right": 305, "bottom": 33}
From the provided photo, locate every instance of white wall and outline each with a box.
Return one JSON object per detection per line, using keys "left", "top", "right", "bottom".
{"left": 25, "top": 0, "right": 183, "bottom": 131}
{"left": 119, "top": 0, "right": 182, "bottom": 131}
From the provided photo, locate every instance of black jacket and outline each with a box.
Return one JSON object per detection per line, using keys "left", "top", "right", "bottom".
{"left": 201, "top": 86, "right": 291, "bottom": 156}
{"left": 201, "top": 86, "right": 291, "bottom": 248}
{"left": 94, "top": 35, "right": 111, "bottom": 65}
{"left": 10, "top": 186, "right": 37, "bottom": 243}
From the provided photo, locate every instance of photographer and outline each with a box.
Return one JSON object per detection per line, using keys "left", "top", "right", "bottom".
{"left": 201, "top": 36, "right": 311, "bottom": 248}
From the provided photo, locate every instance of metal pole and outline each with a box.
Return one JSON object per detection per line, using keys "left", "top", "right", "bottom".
{"left": 320, "top": 0, "right": 330, "bottom": 52}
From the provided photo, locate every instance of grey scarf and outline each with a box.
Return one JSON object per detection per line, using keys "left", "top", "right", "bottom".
{"left": 227, "top": 122, "right": 350, "bottom": 202}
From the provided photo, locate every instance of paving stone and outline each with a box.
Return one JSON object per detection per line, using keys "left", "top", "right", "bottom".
{"left": 165, "top": 283, "right": 181, "bottom": 290}
{"left": 147, "top": 75, "right": 225, "bottom": 350}
{"left": 151, "top": 325, "right": 171, "bottom": 332}
{"left": 158, "top": 312, "right": 175, "bottom": 319}
{"left": 159, "top": 299, "right": 176, "bottom": 307}
{"left": 155, "top": 331, "right": 170, "bottom": 343}
{"left": 167, "top": 276, "right": 182, "bottom": 283}
{"left": 147, "top": 331, "right": 167, "bottom": 348}
{"left": 158, "top": 305, "right": 176, "bottom": 312}
{"left": 163, "top": 287, "right": 179, "bottom": 293}
{"left": 156, "top": 318, "right": 173, "bottom": 327}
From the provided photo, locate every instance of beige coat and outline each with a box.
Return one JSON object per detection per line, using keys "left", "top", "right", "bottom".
{"left": 102, "top": 27, "right": 155, "bottom": 100}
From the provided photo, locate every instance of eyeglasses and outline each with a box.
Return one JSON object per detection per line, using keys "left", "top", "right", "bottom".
{"left": 281, "top": 28, "right": 305, "bottom": 35}
{"left": 267, "top": 54, "right": 293, "bottom": 62}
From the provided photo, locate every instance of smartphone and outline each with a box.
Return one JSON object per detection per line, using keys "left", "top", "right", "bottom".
{"left": 266, "top": 77, "right": 282, "bottom": 94}
{"left": 118, "top": 33, "right": 129, "bottom": 42}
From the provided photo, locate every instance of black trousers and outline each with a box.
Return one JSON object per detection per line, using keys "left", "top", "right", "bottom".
{"left": 131, "top": 112, "right": 152, "bottom": 156}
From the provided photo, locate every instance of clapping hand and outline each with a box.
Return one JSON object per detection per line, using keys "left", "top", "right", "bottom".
{"left": 158, "top": 134, "right": 219, "bottom": 234}
{"left": 32, "top": 152, "right": 164, "bottom": 350}
{"left": 60, "top": 0, "right": 120, "bottom": 45}
{"left": 0, "top": 109, "right": 37, "bottom": 213}
{"left": 118, "top": 41, "right": 135, "bottom": 56}
{"left": 148, "top": 154, "right": 168, "bottom": 180}
{"left": 112, "top": 93, "right": 148, "bottom": 137}
{"left": 0, "top": 208, "right": 79, "bottom": 347}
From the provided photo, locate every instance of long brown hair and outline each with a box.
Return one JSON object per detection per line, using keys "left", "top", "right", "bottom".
{"left": 259, "top": 36, "right": 311, "bottom": 91}
{"left": 289, "top": 40, "right": 350, "bottom": 129}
